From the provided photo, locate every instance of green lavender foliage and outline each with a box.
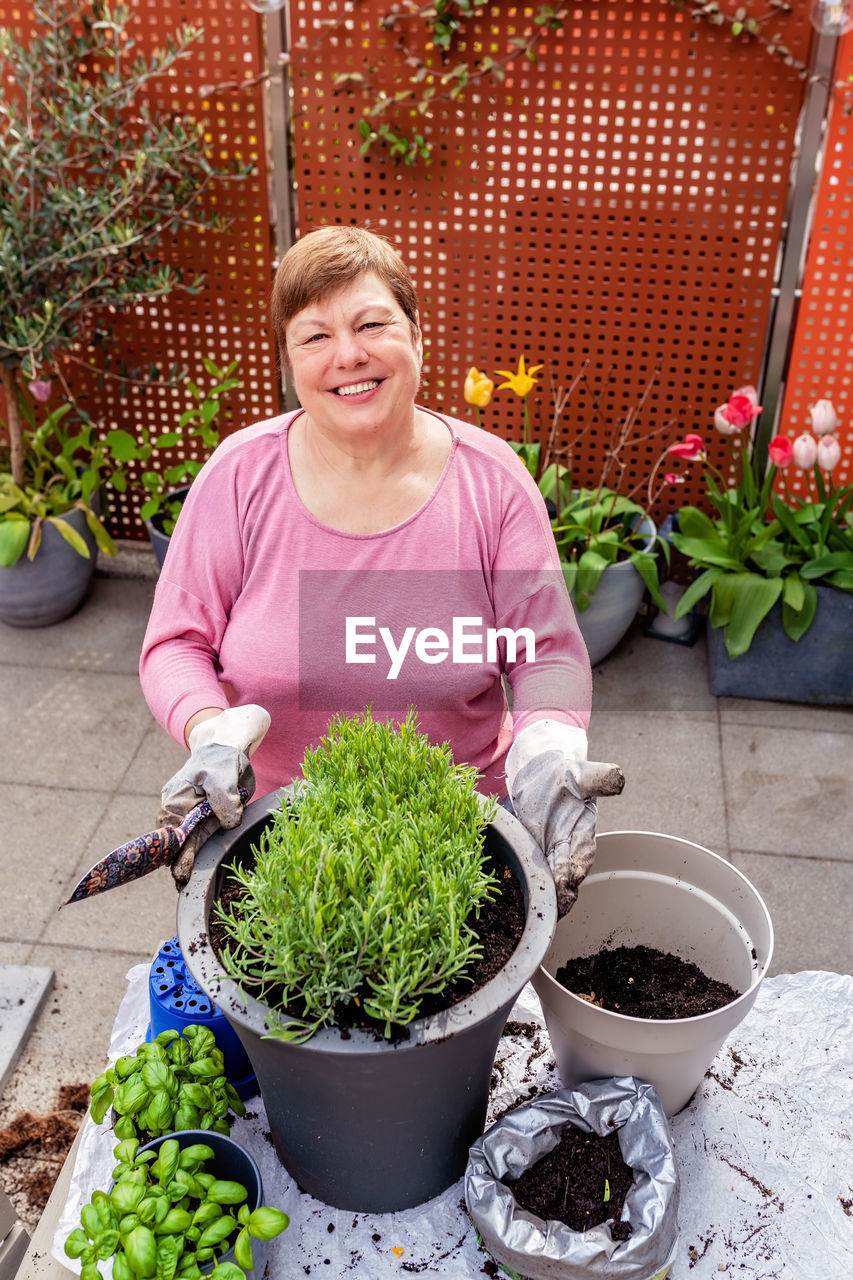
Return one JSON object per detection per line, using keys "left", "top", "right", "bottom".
{"left": 216, "top": 709, "right": 499, "bottom": 1041}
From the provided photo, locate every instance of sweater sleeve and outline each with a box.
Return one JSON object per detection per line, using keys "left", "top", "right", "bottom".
{"left": 138, "top": 439, "right": 251, "bottom": 747}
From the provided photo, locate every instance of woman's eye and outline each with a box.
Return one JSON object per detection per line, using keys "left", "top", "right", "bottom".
{"left": 360, "top": 320, "right": 386, "bottom": 331}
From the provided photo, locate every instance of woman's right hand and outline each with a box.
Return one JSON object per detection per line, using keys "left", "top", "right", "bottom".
{"left": 158, "top": 704, "right": 271, "bottom": 886}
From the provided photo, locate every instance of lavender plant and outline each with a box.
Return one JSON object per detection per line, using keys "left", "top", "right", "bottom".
{"left": 216, "top": 709, "right": 499, "bottom": 1041}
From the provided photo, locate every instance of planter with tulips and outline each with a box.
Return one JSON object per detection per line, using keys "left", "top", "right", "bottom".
{"left": 666, "top": 390, "right": 853, "bottom": 705}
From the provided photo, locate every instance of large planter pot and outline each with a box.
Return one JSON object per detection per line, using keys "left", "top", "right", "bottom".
{"left": 144, "top": 486, "right": 190, "bottom": 570}
{"left": 569, "top": 516, "right": 657, "bottom": 666}
{"left": 531, "top": 830, "right": 774, "bottom": 1116}
{"left": 706, "top": 584, "right": 853, "bottom": 706}
{"left": 0, "top": 508, "right": 98, "bottom": 627}
{"left": 177, "top": 789, "right": 558, "bottom": 1213}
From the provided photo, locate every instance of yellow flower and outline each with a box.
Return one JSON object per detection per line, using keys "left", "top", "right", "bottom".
{"left": 493, "top": 355, "right": 543, "bottom": 399}
{"left": 463, "top": 366, "right": 494, "bottom": 408}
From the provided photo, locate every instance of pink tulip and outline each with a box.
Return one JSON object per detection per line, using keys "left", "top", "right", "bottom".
{"left": 792, "top": 433, "right": 818, "bottom": 470}
{"left": 668, "top": 433, "right": 705, "bottom": 461}
{"left": 816, "top": 434, "right": 842, "bottom": 472}
{"left": 664, "top": 472, "right": 685, "bottom": 485}
{"left": 28, "top": 378, "right": 53, "bottom": 403}
{"left": 767, "top": 435, "right": 793, "bottom": 468}
{"left": 809, "top": 399, "right": 838, "bottom": 437}
{"left": 714, "top": 386, "right": 762, "bottom": 435}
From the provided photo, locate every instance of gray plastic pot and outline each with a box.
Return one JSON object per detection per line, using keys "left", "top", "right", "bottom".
{"left": 531, "top": 830, "right": 774, "bottom": 1115}
{"left": 0, "top": 507, "right": 98, "bottom": 627}
{"left": 177, "top": 789, "right": 558, "bottom": 1213}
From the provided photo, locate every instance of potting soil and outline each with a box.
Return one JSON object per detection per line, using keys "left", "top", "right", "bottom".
{"left": 556, "top": 944, "right": 740, "bottom": 1018}
{"left": 505, "top": 1124, "right": 635, "bottom": 1237}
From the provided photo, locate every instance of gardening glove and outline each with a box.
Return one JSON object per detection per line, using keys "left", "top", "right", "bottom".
{"left": 159, "top": 704, "right": 271, "bottom": 888}
{"left": 506, "top": 720, "right": 625, "bottom": 917}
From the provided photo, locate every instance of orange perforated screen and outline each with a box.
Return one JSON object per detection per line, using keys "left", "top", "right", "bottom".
{"left": 290, "top": 0, "right": 814, "bottom": 518}
{"left": 778, "top": 28, "right": 853, "bottom": 493}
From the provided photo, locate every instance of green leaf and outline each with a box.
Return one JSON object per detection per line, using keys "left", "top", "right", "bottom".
{"left": 0, "top": 517, "right": 31, "bottom": 567}
{"left": 245, "top": 1206, "right": 289, "bottom": 1240}
{"left": 711, "top": 574, "right": 784, "bottom": 657}
{"left": 782, "top": 580, "right": 817, "bottom": 641}
{"left": 45, "top": 515, "right": 91, "bottom": 558}
{"left": 104, "top": 430, "right": 141, "bottom": 462}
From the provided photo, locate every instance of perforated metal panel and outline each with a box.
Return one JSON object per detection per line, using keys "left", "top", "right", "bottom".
{"left": 0, "top": 0, "right": 279, "bottom": 540}
{"left": 778, "top": 28, "right": 853, "bottom": 493}
{"left": 290, "top": 0, "right": 814, "bottom": 518}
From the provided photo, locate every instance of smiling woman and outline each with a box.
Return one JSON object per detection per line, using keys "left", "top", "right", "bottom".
{"left": 139, "top": 224, "right": 624, "bottom": 916}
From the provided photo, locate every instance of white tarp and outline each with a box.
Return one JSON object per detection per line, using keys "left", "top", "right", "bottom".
{"left": 54, "top": 966, "right": 853, "bottom": 1279}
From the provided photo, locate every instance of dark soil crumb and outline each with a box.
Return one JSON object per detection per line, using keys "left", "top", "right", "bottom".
{"left": 556, "top": 944, "right": 740, "bottom": 1018}
{"left": 506, "top": 1124, "right": 634, "bottom": 1239}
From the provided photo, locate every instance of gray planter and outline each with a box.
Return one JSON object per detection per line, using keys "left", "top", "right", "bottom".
{"left": 0, "top": 508, "right": 98, "bottom": 627}
{"left": 570, "top": 516, "right": 657, "bottom": 665}
{"left": 144, "top": 486, "right": 190, "bottom": 570}
{"left": 706, "top": 584, "right": 853, "bottom": 706}
{"left": 177, "top": 790, "right": 557, "bottom": 1213}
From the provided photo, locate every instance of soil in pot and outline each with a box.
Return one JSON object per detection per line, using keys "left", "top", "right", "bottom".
{"left": 208, "top": 854, "right": 526, "bottom": 1038}
{"left": 556, "top": 944, "right": 740, "bottom": 1018}
{"left": 505, "top": 1124, "right": 635, "bottom": 1240}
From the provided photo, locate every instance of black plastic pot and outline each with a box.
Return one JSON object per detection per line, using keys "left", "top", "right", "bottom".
{"left": 177, "top": 789, "right": 557, "bottom": 1213}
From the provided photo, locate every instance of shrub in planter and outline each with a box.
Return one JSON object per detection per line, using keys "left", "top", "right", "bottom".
{"left": 178, "top": 709, "right": 557, "bottom": 1211}
{"left": 214, "top": 708, "right": 501, "bottom": 1042}
{"left": 465, "top": 1079, "right": 679, "bottom": 1280}
{"left": 89, "top": 1025, "right": 245, "bottom": 1143}
{"left": 64, "top": 1132, "right": 288, "bottom": 1280}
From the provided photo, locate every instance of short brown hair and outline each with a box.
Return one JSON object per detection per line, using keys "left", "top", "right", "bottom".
{"left": 271, "top": 225, "right": 420, "bottom": 368}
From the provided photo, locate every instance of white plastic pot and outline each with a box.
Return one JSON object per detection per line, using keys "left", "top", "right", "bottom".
{"left": 531, "top": 831, "right": 774, "bottom": 1115}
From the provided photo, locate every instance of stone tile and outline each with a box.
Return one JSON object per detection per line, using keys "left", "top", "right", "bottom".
{"left": 0, "top": 668, "right": 151, "bottom": 791}
{"left": 0, "top": 577, "right": 155, "bottom": 675}
{"left": 0, "top": 966, "right": 54, "bottom": 1094}
{"left": 0, "top": 784, "right": 111, "bottom": 943}
{"left": 0, "top": 944, "right": 153, "bottom": 1120}
{"left": 120, "top": 721, "right": 189, "bottom": 798}
{"left": 589, "top": 714, "right": 728, "bottom": 857}
{"left": 721, "top": 722, "right": 853, "bottom": 861}
{"left": 52, "top": 794, "right": 180, "bottom": 951}
{"left": 718, "top": 696, "right": 853, "bottom": 735}
{"left": 590, "top": 624, "right": 717, "bottom": 719}
{"left": 733, "top": 850, "right": 853, "bottom": 978}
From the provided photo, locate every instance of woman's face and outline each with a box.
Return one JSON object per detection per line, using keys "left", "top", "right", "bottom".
{"left": 285, "top": 273, "right": 423, "bottom": 441}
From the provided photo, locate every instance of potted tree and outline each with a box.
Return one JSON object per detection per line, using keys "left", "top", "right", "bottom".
{"left": 0, "top": 0, "right": 247, "bottom": 624}
{"left": 464, "top": 361, "right": 671, "bottom": 663}
{"left": 666, "top": 390, "right": 853, "bottom": 705}
{"left": 177, "top": 709, "right": 558, "bottom": 1213}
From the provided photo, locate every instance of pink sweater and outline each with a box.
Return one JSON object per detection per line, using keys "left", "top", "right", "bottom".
{"left": 139, "top": 409, "right": 592, "bottom": 797}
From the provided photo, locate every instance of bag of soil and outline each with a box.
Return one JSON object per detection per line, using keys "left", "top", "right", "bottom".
{"left": 464, "top": 1077, "right": 678, "bottom": 1280}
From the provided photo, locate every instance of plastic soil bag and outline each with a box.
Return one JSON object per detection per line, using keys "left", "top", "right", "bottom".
{"left": 464, "top": 1077, "right": 678, "bottom": 1280}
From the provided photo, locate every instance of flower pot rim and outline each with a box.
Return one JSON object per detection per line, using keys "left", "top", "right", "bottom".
{"left": 534, "top": 828, "right": 774, "bottom": 1026}
{"left": 178, "top": 787, "right": 558, "bottom": 1053}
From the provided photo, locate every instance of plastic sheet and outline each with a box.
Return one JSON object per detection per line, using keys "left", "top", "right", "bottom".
{"left": 53, "top": 966, "right": 853, "bottom": 1279}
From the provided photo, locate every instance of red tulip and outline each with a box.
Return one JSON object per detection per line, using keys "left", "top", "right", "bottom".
{"left": 668, "top": 434, "right": 705, "bottom": 461}
{"left": 767, "top": 435, "right": 793, "bottom": 468}
{"left": 714, "top": 386, "right": 761, "bottom": 435}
